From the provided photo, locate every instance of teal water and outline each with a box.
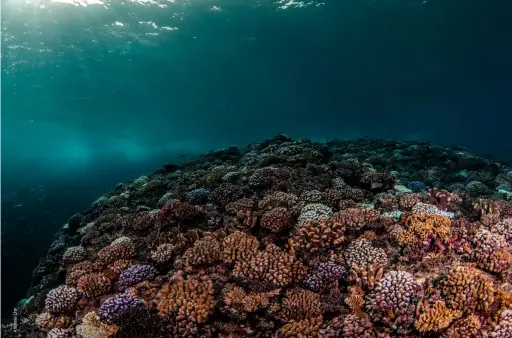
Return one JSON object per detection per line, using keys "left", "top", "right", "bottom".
{"left": 1, "top": 0, "right": 511, "bottom": 317}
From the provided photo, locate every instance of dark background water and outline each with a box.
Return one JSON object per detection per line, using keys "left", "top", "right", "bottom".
{"left": 1, "top": 0, "right": 511, "bottom": 319}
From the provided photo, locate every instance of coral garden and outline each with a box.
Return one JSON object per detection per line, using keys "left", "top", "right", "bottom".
{"left": 5, "top": 135, "right": 512, "bottom": 337}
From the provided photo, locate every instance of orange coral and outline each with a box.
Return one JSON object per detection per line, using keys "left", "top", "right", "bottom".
{"left": 440, "top": 265, "right": 495, "bottom": 313}
{"left": 76, "top": 273, "right": 111, "bottom": 298}
{"left": 232, "top": 244, "right": 295, "bottom": 287}
{"left": 290, "top": 219, "right": 345, "bottom": 254}
{"left": 157, "top": 272, "right": 215, "bottom": 324}
{"left": 396, "top": 212, "right": 451, "bottom": 245}
{"left": 415, "top": 300, "right": 462, "bottom": 332}
{"left": 345, "top": 290, "right": 367, "bottom": 319}
{"left": 349, "top": 260, "right": 384, "bottom": 290}
{"left": 222, "top": 231, "right": 259, "bottom": 264}
{"left": 223, "top": 284, "right": 280, "bottom": 313}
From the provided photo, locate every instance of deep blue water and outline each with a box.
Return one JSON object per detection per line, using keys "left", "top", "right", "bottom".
{"left": 1, "top": 0, "right": 512, "bottom": 318}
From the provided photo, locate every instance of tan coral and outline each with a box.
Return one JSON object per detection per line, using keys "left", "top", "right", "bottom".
{"left": 232, "top": 244, "right": 295, "bottom": 287}
{"left": 157, "top": 273, "right": 215, "bottom": 324}
{"left": 345, "top": 289, "right": 367, "bottom": 319}
{"left": 441, "top": 314, "right": 481, "bottom": 338}
{"left": 280, "top": 290, "right": 323, "bottom": 322}
{"left": 183, "top": 237, "right": 222, "bottom": 268}
{"left": 223, "top": 284, "right": 280, "bottom": 313}
{"left": 415, "top": 300, "right": 462, "bottom": 332}
{"left": 96, "top": 243, "right": 135, "bottom": 266}
{"left": 66, "top": 261, "right": 94, "bottom": 287}
{"left": 349, "top": 261, "right": 384, "bottom": 290}
{"left": 440, "top": 265, "right": 495, "bottom": 313}
{"left": 222, "top": 231, "right": 259, "bottom": 264}
{"left": 332, "top": 207, "right": 380, "bottom": 232}
{"left": 76, "top": 311, "right": 119, "bottom": 338}
{"left": 290, "top": 219, "right": 345, "bottom": 254}
{"left": 279, "top": 315, "right": 323, "bottom": 338}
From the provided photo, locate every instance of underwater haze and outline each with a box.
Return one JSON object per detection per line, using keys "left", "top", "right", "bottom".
{"left": 1, "top": 0, "right": 512, "bottom": 319}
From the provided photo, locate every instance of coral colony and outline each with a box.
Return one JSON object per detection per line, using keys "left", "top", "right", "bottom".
{"left": 5, "top": 135, "right": 512, "bottom": 337}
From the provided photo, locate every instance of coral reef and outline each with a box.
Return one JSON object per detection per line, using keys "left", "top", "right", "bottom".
{"left": 6, "top": 135, "right": 512, "bottom": 337}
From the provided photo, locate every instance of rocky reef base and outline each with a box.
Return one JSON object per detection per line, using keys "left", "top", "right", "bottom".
{"left": 4, "top": 135, "right": 512, "bottom": 337}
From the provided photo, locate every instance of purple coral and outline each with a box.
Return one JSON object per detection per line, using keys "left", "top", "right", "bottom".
{"left": 118, "top": 264, "right": 157, "bottom": 290}
{"left": 98, "top": 293, "right": 143, "bottom": 324}
{"left": 303, "top": 261, "right": 347, "bottom": 292}
{"left": 45, "top": 285, "right": 79, "bottom": 314}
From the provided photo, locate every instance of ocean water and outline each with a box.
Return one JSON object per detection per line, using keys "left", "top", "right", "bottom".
{"left": 1, "top": 0, "right": 512, "bottom": 320}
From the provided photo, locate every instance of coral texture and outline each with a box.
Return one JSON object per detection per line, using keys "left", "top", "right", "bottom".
{"left": 9, "top": 136, "right": 512, "bottom": 338}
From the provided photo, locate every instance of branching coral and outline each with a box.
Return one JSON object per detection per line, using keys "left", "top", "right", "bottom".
{"left": 440, "top": 314, "right": 481, "bottom": 338}
{"left": 290, "top": 219, "right": 345, "bottom": 255}
{"left": 332, "top": 207, "right": 380, "bottom": 232}
{"left": 280, "top": 289, "right": 323, "bottom": 322}
{"left": 45, "top": 285, "right": 79, "bottom": 314}
{"left": 62, "top": 246, "right": 87, "bottom": 265}
{"left": 221, "top": 230, "right": 259, "bottom": 264}
{"left": 260, "top": 207, "right": 295, "bottom": 232}
{"left": 98, "top": 293, "right": 143, "bottom": 324}
{"left": 365, "top": 271, "right": 420, "bottom": 334}
{"left": 183, "top": 237, "right": 222, "bottom": 268}
{"left": 156, "top": 272, "right": 215, "bottom": 325}
{"left": 232, "top": 244, "right": 295, "bottom": 287}
{"left": 76, "top": 311, "right": 119, "bottom": 338}
{"left": 279, "top": 315, "right": 323, "bottom": 337}
{"left": 35, "top": 312, "right": 72, "bottom": 333}
{"left": 157, "top": 199, "right": 200, "bottom": 226}
{"left": 344, "top": 238, "right": 388, "bottom": 271}
{"left": 222, "top": 284, "right": 280, "bottom": 316}
{"left": 488, "top": 309, "right": 512, "bottom": 337}
{"left": 77, "top": 273, "right": 112, "bottom": 298}
{"left": 297, "top": 203, "right": 333, "bottom": 223}
{"left": 414, "top": 300, "right": 462, "bottom": 332}
{"left": 440, "top": 265, "right": 495, "bottom": 313}
{"left": 66, "top": 260, "right": 94, "bottom": 286}
{"left": 473, "top": 228, "right": 512, "bottom": 273}
{"left": 117, "top": 265, "right": 157, "bottom": 290}
{"left": 395, "top": 212, "right": 451, "bottom": 246}
{"left": 150, "top": 243, "right": 175, "bottom": 263}
{"left": 303, "top": 261, "right": 346, "bottom": 292}
{"left": 96, "top": 243, "right": 135, "bottom": 266}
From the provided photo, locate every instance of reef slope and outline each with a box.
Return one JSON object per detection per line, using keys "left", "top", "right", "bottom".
{"left": 4, "top": 135, "right": 512, "bottom": 337}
